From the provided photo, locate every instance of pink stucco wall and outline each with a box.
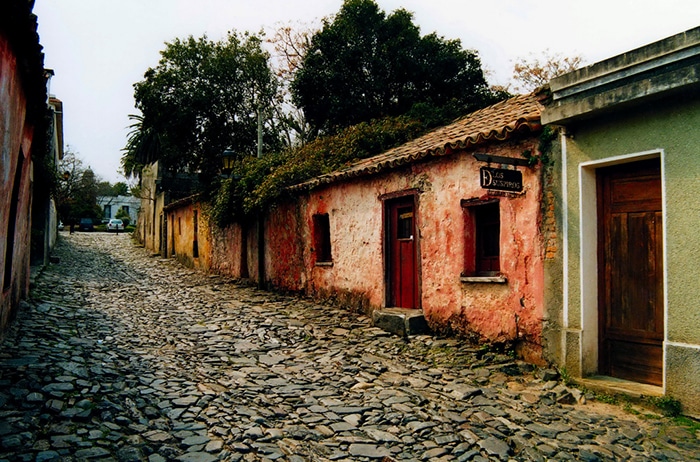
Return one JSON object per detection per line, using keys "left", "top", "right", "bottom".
{"left": 285, "top": 139, "right": 545, "bottom": 361}
{"left": 266, "top": 200, "right": 305, "bottom": 291}
{"left": 205, "top": 220, "right": 239, "bottom": 275}
{"left": 419, "top": 142, "right": 545, "bottom": 362}
{"left": 297, "top": 181, "right": 387, "bottom": 309}
{"left": 167, "top": 137, "right": 546, "bottom": 362}
{"left": 0, "top": 33, "right": 37, "bottom": 333}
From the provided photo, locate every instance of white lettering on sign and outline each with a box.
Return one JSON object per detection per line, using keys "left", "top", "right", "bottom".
{"left": 480, "top": 167, "right": 523, "bottom": 192}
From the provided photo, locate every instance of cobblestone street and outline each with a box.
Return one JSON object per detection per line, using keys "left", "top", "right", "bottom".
{"left": 1, "top": 233, "right": 699, "bottom": 461}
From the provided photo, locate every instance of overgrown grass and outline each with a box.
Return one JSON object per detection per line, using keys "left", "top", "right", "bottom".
{"left": 557, "top": 367, "right": 574, "bottom": 386}
{"left": 646, "top": 395, "right": 683, "bottom": 417}
{"left": 590, "top": 391, "right": 689, "bottom": 421}
{"left": 673, "top": 415, "right": 700, "bottom": 433}
{"left": 595, "top": 392, "right": 620, "bottom": 405}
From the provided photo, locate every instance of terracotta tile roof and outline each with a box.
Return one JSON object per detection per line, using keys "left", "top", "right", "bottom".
{"left": 292, "top": 92, "right": 543, "bottom": 191}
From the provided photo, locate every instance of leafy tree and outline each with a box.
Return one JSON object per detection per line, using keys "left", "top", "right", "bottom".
{"left": 129, "top": 184, "right": 143, "bottom": 200}
{"left": 124, "top": 31, "right": 281, "bottom": 187}
{"left": 55, "top": 147, "right": 82, "bottom": 223}
{"left": 291, "top": 0, "right": 501, "bottom": 135}
{"left": 115, "top": 207, "right": 131, "bottom": 226}
{"left": 74, "top": 169, "right": 101, "bottom": 219}
{"left": 511, "top": 50, "right": 585, "bottom": 93}
{"left": 112, "top": 182, "right": 129, "bottom": 196}
{"left": 96, "top": 181, "right": 114, "bottom": 197}
{"left": 56, "top": 148, "right": 101, "bottom": 223}
{"left": 96, "top": 181, "right": 129, "bottom": 197}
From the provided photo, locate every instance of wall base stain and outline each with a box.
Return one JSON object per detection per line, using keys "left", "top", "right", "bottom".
{"left": 310, "top": 287, "right": 374, "bottom": 316}
{"left": 426, "top": 309, "right": 547, "bottom": 366}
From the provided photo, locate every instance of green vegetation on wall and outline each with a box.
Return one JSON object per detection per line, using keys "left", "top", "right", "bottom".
{"left": 210, "top": 115, "right": 424, "bottom": 227}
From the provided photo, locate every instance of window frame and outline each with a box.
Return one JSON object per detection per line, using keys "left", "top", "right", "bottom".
{"left": 461, "top": 199, "right": 506, "bottom": 282}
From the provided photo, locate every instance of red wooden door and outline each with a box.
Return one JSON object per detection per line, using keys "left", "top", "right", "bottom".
{"left": 598, "top": 159, "right": 663, "bottom": 385}
{"left": 387, "top": 198, "right": 418, "bottom": 309}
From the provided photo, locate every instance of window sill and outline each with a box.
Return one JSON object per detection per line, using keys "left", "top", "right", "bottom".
{"left": 315, "top": 261, "right": 333, "bottom": 267}
{"left": 460, "top": 275, "right": 507, "bottom": 284}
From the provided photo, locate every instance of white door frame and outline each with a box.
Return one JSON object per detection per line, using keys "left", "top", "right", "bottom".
{"left": 576, "top": 149, "right": 667, "bottom": 387}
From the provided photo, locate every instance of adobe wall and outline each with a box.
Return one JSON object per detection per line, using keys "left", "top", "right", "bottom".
{"left": 265, "top": 200, "right": 305, "bottom": 292}
{"left": 136, "top": 163, "right": 158, "bottom": 251}
{"left": 296, "top": 175, "right": 387, "bottom": 310}
{"left": 420, "top": 142, "right": 545, "bottom": 363}
{"left": 285, "top": 138, "right": 546, "bottom": 360}
{"left": 167, "top": 202, "right": 197, "bottom": 268}
{"left": 137, "top": 165, "right": 171, "bottom": 257}
{"left": 164, "top": 137, "right": 548, "bottom": 363}
{"left": 167, "top": 203, "right": 260, "bottom": 283}
{"left": 0, "top": 33, "right": 36, "bottom": 334}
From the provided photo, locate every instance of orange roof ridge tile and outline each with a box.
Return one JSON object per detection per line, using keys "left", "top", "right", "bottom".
{"left": 291, "top": 92, "right": 543, "bottom": 191}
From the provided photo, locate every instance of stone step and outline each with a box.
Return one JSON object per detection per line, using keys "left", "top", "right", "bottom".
{"left": 372, "top": 308, "right": 430, "bottom": 337}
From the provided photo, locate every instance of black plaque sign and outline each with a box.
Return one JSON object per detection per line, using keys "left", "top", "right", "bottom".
{"left": 480, "top": 167, "right": 523, "bottom": 192}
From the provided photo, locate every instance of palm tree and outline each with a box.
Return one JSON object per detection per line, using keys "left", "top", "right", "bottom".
{"left": 121, "top": 114, "right": 162, "bottom": 179}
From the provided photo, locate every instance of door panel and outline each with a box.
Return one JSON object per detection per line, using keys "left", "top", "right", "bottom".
{"left": 387, "top": 198, "right": 418, "bottom": 309}
{"left": 598, "top": 159, "right": 663, "bottom": 386}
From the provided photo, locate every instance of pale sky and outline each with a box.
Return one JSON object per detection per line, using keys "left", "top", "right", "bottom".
{"left": 34, "top": 0, "right": 700, "bottom": 184}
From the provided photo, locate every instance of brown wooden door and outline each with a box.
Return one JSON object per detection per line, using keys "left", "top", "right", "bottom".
{"left": 598, "top": 159, "right": 663, "bottom": 385}
{"left": 387, "top": 198, "right": 419, "bottom": 309}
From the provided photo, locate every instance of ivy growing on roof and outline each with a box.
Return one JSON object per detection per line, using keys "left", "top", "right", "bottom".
{"left": 210, "top": 114, "right": 424, "bottom": 227}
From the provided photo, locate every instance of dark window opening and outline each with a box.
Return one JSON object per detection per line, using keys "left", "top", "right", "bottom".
{"left": 396, "top": 207, "right": 413, "bottom": 240}
{"left": 475, "top": 203, "right": 500, "bottom": 274}
{"left": 193, "top": 210, "right": 199, "bottom": 258}
{"left": 313, "top": 213, "right": 332, "bottom": 263}
{"left": 170, "top": 215, "right": 175, "bottom": 255}
{"left": 462, "top": 200, "right": 500, "bottom": 276}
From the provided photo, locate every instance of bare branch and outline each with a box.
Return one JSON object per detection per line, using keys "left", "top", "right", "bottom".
{"left": 511, "top": 50, "right": 585, "bottom": 93}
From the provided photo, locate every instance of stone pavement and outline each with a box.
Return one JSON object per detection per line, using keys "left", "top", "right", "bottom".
{"left": 1, "top": 233, "right": 699, "bottom": 462}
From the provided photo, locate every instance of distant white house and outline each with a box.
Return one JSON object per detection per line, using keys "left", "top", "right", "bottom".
{"left": 97, "top": 195, "right": 140, "bottom": 224}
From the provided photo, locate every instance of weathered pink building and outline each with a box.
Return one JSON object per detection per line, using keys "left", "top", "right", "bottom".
{"left": 166, "top": 93, "right": 553, "bottom": 362}
{"left": 1, "top": 1, "right": 50, "bottom": 335}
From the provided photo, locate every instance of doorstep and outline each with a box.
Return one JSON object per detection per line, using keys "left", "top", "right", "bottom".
{"left": 576, "top": 375, "right": 663, "bottom": 399}
{"left": 372, "top": 308, "right": 430, "bottom": 337}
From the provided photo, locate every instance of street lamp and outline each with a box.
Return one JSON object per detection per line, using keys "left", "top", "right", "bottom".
{"left": 220, "top": 148, "right": 236, "bottom": 177}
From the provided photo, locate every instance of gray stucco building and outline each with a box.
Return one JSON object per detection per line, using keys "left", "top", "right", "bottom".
{"left": 543, "top": 27, "right": 700, "bottom": 416}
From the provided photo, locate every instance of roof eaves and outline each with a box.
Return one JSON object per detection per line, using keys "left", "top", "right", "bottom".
{"left": 290, "top": 93, "right": 543, "bottom": 192}
{"left": 163, "top": 193, "right": 202, "bottom": 212}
